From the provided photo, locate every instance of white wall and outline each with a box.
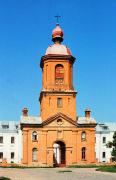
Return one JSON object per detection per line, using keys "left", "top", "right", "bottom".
{"left": 95, "top": 123, "right": 116, "bottom": 163}
{"left": 0, "top": 128, "right": 22, "bottom": 164}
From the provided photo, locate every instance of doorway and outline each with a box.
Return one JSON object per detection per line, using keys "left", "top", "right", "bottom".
{"left": 53, "top": 141, "right": 66, "bottom": 167}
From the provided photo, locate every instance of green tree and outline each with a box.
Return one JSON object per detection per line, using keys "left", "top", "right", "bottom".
{"left": 111, "top": 132, "right": 116, "bottom": 161}
{"left": 107, "top": 132, "right": 116, "bottom": 162}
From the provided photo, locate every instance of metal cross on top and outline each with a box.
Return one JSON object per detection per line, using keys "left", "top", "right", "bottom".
{"left": 55, "top": 15, "right": 61, "bottom": 25}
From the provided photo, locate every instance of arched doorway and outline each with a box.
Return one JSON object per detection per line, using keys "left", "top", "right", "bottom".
{"left": 53, "top": 141, "right": 66, "bottom": 167}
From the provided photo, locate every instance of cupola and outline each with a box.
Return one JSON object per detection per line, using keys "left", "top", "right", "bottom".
{"left": 45, "top": 24, "right": 71, "bottom": 55}
{"left": 52, "top": 23, "right": 64, "bottom": 43}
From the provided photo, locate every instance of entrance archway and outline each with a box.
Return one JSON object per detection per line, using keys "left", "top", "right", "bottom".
{"left": 53, "top": 141, "right": 66, "bottom": 167}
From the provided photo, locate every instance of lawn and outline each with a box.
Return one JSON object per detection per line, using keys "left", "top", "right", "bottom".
{"left": 58, "top": 170, "right": 72, "bottom": 173}
{"left": 96, "top": 165, "right": 116, "bottom": 173}
{"left": 67, "top": 164, "right": 97, "bottom": 168}
{"left": 67, "top": 164, "right": 116, "bottom": 173}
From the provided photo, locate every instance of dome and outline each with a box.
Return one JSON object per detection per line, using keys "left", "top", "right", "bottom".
{"left": 45, "top": 43, "right": 71, "bottom": 55}
{"left": 45, "top": 24, "right": 72, "bottom": 55}
{"left": 52, "top": 24, "right": 63, "bottom": 42}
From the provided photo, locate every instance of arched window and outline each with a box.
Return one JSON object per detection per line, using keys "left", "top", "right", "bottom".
{"left": 55, "top": 64, "right": 64, "bottom": 84}
{"left": 32, "top": 148, "right": 38, "bottom": 162}
{"left": 82, "top": 147, "right": 86, "bottom": 160}
{"left": 32, "top": 131, "right": 38, "bottom": 141}
{"left": 81, "top": 131, "right": 86, "bottom": 141}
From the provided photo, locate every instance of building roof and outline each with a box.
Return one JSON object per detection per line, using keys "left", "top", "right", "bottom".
{"left": 20, "top": 116, "right": 42, "bottom": 124}
{"left": 52, "top": 24, "right": 64, "bottom": 42}
{"left": 45, "top": 24, "right": 72, "bottom": 56}
{"left": 45, "top": 44, "right": 71, "bottom": 55}
{"left": 0, "top": 121, "right": 19, "bottom": 133}
{"left": 78, "top": 117, "right": 96, "bottom": 124}
{"left": 96, "top": 123, "right": 116, "bottom": 132}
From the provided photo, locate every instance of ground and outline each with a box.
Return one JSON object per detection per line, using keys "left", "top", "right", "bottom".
{"left": 0, "top": 168, "right": 116, "bottom": 180}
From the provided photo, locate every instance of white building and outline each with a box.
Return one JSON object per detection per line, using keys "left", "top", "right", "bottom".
{"left": 0, "top": 121, "right": 22, "bottom": 164}
{"left": 95, "top": 123, "right": 116, "bottom": 163}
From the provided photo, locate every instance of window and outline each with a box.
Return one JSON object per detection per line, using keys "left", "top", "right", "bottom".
{"left": 11, "top": 137, "right": 15, "bottom": 144}
{"left": 57, "top": 98, "right": 62, "bottom": 108}
{"left": 82, "top": 147, "right": 86, "bottom": 160}
{"left": 0, "top": 152, "right": 3, "bottom": 159}
{"left": 2, "top": 125, "right": 9, "bottom": 129}
{"left": 32, "top": 148, "right": 38, "bottom": 162}
{"left": 55, "top": 64, "right": 64, "bottom": 84}
{"left": 15, "top": 125, "right": 18, "bottom": 129}
{"left": 102, "top": 152, "right": 106, "bottom": 158}
{"left": 32, "top": 131, "right": 38, "bottom": 141}
{"left": 57, "top": 119, "right": 63, "bottom": 125}
{"left": 103, "top": 126, "right": 108, "bottom": 130}
{"left": 103, "top": 137, "right": 106, "bottom": 143}
{"left": 11, "top": 152, "right": 14, "bottom": 159}
{"left": 0, "top": 137, "right": 3, "bottom": 143}
{"left": 81, "top": 132, "right": 86, "bottom": 141}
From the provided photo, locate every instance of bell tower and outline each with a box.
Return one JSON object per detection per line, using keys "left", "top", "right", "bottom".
{"left": 39, "top": 24, "right": 77, "bottom": 121}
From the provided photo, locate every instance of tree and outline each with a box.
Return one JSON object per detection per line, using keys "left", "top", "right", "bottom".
{"left": 107, "top": 132, "right": 116, "bottom": 162}
{"left": 111, "top": 132, "right": 116, "bottom": 161}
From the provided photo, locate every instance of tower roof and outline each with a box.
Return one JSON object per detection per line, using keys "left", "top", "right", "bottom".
{"left": 52, "top": 24, "right": 64, "bottom": 42}
{"left": 45, "top": 24, "right": 72, "bottom": 55}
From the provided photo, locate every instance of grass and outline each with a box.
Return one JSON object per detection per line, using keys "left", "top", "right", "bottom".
{"left": 0, "top": 165, "right": 53, "bottom": 169}
{"left": 96, "top": 165, "right": 116, "bottom": 173}
{"left": 67, "top": 164, "right": 97, "bottom": 168}
{"left": 68, "top": 164, "right": 116, "bottom": 173}
{"left": 58, "top": 170, "right": 72, "bottom": 173}
{"left": 0, "top": 177, "right": 11, "bottom": 180}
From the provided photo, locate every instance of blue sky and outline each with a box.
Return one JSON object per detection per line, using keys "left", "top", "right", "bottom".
{"left": 0, "top": 0, "right": 116, "bottom": 122}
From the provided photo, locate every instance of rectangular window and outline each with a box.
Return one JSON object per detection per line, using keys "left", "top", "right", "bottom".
{"left": 103, "top": 137, "right": 106, "bottom": 143}
{"left": 11, "top": 137, "right": 15, "bottom": 144}
{"left": 57, "top": 98, "right": 62, "bottom": 108}
{"left": 32, "top": 148, "right": 38, "bottom": 162}
{"left": 11, "top": 152, "right": 14, "bottom": 159}
{"left": 82, "top": 147, "right": 86, "bottom": 160}
{"left": 2, "top": 125, "right": 9, "bottom": 129}
{"left": 0, "top": 152, "right": 3, "bottom": 159}
{"left": 103, "top": 126, "right": 108, "bottom": 130}
{"left": 102, "top": 152, "right": 106, "bottom": 158}
{"left": 0, "top": 137, "right": 3, "bottom": 143}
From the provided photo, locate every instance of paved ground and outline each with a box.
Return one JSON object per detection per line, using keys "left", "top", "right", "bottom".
{"left": 0, "top": 168, "right": 116, "bottom": 180}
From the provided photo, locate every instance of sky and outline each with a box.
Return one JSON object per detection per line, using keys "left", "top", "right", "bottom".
{"left": 0, "top": 0, "right": 116, "bottom": 123}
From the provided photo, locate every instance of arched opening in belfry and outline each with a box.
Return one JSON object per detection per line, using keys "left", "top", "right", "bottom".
{"left": 55, "top": 64, "right": 64, "bottom": 84}
{"left": 53, "top": 141, "right": 66, "bottom": 167}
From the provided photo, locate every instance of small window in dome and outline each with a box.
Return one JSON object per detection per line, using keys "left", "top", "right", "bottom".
{"left": 55, "top": 64, "right": 64, "bottom": 84}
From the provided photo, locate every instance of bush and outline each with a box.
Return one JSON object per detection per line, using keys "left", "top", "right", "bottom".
{"left": 0, "top": 177, "right": 11, "bottom": 180}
